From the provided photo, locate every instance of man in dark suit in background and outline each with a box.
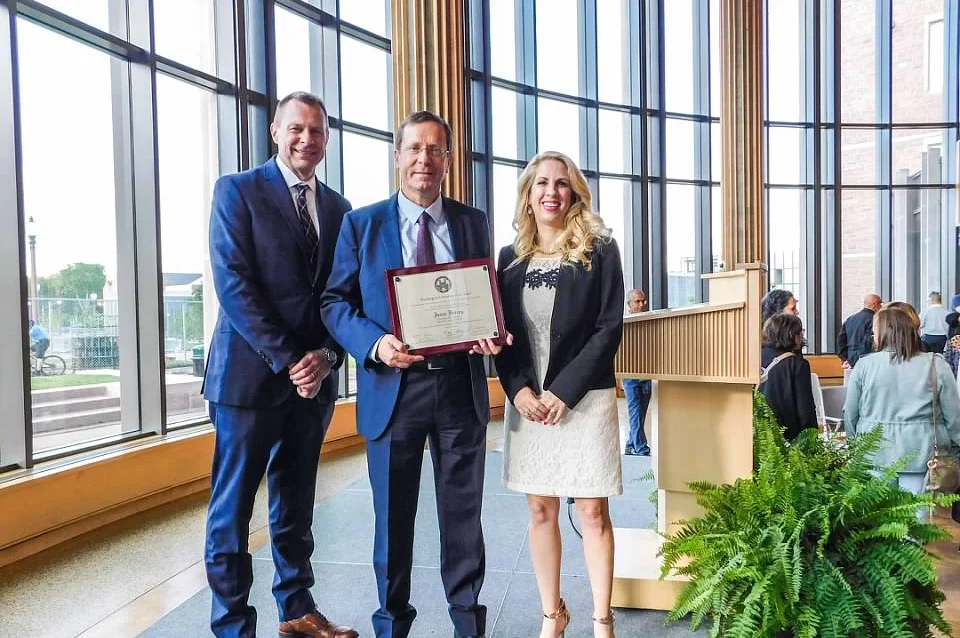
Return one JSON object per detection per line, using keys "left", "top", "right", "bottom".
{"left": 322, "top": 111, "right": 502, "bottom": 638}
{"left": 203, "top": 92, "right": 357, "bottom": 638}
{"left": 838, "top": 293, "right": 881, "bottom": 369}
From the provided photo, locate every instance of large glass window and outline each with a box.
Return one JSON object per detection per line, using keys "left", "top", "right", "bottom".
{"left": 340, "top": 35, "right": 391, "bottom": 131}
{"left": 153, "top": 0, "right": 217, "bottom": 74}
{"left": 764, "top": 0, "right": 957, "bottom": 351}
{"left": 17, "top": 19, "right": 128, "bottom": 455}
{"left": 0, "top": 0, "right": 389, "bottom": 469}
{"left": 470, "top": 0, "right": 720, "bottom": 307}
{"left": 33, "top": 1, "right": 118, "bottom": 35}
{"left": 156, "top": 74, "right": 219, "bottom": 427}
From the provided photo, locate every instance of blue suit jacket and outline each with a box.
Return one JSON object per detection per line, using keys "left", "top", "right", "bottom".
{"left": 321, "top": 194, "right": 491, "bottom": 440}
{"left": 202, "top": 157, "right": 351, "bottom": 408}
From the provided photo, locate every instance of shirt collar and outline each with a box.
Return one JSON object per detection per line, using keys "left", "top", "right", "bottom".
{"left": 398, "top": 190, "right": 443, "bottom": 225}
{"left": 276, "top": 156, "right": 316, "bottom": 192}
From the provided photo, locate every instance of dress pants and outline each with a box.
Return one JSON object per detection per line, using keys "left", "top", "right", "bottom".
{"left": 623, "top": 378, "right": 652, "bottom": 454}
{"left": 205, "top": 394, "right": 334, "bottom": 638}
{"left": 366, "top": 361, "right": 487, "bottom": 638}
{"left": 922, "top": 334, "right": 948, "bottom": 354}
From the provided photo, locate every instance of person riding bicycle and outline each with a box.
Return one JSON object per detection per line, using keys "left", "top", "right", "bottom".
{"left": 29, "top": 319, "right": 50, "bottom": 373}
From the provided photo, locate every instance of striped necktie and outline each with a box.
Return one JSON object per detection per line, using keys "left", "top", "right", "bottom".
{"left": 294, "top": 183, "right": 319, "bottom": 270}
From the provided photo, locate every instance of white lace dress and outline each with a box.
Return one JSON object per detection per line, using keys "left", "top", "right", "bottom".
{"left": 502, "top": 257, "right": 623, "bottom": 498}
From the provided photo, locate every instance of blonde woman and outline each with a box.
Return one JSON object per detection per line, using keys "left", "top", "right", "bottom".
{"left": 495, "top": 151, "right": 624, "bottom": 638}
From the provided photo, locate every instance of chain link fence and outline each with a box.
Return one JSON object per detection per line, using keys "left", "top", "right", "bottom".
{"left": 30, "top": 297, "right": 204, "bottom": 373}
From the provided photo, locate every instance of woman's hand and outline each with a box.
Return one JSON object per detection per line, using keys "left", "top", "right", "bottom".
{"left": 470, "top": 333, "right": 514, "bottom": 356}
{"left": 540, "top": 391, "right": 568, "bottom": 426}
{"left": 514, "top": 387, "right": 548, "bottom": 422}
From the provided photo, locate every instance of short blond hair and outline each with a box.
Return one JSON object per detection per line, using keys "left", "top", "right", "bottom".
{"left": 510, "top": 151, "right": 609, "bottom": 269}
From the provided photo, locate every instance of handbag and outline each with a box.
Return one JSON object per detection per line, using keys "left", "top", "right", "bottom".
{"left": 922, "top": 354, "right": 960, "bottom": 495}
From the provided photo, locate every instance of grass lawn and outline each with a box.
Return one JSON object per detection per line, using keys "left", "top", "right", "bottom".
{"left": 31, "top": 374, "right": 120, "bottom": 391}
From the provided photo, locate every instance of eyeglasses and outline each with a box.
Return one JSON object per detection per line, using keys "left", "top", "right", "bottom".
{"left": 400, "top": 145, "right": 449, "bottom": 159}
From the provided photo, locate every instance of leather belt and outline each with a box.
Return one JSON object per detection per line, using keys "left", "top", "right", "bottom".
{"left": 408, "top": 353, "right": 468, "bottom": 372}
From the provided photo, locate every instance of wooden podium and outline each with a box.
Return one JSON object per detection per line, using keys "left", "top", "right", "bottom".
{"left": 612, "top": 266, "right": 765, "bottom": 610}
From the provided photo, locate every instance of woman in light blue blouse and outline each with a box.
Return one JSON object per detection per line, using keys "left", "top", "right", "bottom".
{"left": 844, "top": 306, "right": 960, "bottom": 495}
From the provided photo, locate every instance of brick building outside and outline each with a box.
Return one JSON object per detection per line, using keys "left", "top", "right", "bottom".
{"left": 838, "top": 0, "right": 951, "bottom": 320}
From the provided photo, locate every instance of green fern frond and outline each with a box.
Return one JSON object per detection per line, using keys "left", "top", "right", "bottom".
{"left": 659, "top": 392, "right": 955, "bottom": 637}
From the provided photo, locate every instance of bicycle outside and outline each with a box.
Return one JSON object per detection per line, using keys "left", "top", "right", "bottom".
{"left": 30, "top": 352, "right": 66, "bottom": 376}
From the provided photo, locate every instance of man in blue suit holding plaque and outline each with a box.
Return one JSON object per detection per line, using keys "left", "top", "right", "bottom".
{"left": 322, "top": 111, "right": 504, "bottom": 638}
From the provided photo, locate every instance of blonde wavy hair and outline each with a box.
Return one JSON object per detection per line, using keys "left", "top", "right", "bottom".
{"left": 510, "top": 151, "right": 610, "bottom": 270}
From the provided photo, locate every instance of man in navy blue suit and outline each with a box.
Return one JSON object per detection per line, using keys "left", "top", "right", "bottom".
{"left": 322, "top": 111, "right": 505, "bottom": 638}
{"left": 203, "top": 92, "right": 358, "bottom": 638}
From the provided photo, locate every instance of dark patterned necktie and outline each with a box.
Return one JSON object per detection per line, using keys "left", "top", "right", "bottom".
{"left": 415, "top": 211, "right": 436, "bottom": 266}
{"left": 294, "top": 183, "right": 319, "bottom": 270}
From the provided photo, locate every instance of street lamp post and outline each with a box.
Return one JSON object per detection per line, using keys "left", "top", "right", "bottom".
{"left": 27, "top": 216, "right": 38, "bottom": 323}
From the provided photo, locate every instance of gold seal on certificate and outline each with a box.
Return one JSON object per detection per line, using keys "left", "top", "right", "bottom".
{"left": 385, "top": 257, "right": 507, "bottom": 356}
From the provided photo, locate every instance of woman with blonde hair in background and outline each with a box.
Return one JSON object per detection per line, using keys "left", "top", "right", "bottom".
{"left": 495, "top": 151, "right": 624, "bottom": 637}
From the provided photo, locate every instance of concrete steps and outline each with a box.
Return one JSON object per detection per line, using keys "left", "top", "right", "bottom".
{"left": 32, "top": 405, "right": 122, "bottom": 434}
{"left": 31, "top": 383, "right": 112, "bottom": 403}
{"left": 31, "top": 395, "right": 120, "bottom": 418}
{"left": 30, "top": 383, "right": 120, "bottom": 434}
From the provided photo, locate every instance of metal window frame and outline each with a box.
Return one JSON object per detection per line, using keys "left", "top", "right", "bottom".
{"left": 0, "top": 0, "right": 30, "bottom": 470}
{"left": 0, "top": 0, "right": 392, "bottom": 467}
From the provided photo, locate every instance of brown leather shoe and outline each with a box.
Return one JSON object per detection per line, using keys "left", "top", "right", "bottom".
{"left": 278, "top": 609, "right": 359, "bottom": 638}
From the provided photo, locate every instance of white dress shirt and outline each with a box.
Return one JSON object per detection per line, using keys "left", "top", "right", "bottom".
{"left": 275, "top": 157, "right": 320, "bottom": 235}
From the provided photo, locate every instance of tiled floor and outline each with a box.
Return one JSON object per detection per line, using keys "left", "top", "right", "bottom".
{"left": 3, "top": 399, "right": 960, "bottom": 637}
{"left": 138, "top": 451, "right": 701, "bottom": 638}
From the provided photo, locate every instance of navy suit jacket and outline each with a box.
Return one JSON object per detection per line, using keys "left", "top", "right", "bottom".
{"left": 202, "top": 157, "right": 351, "bottom": 408}
{"left": 321, "top": 194, "right": 491, "bottom": 441}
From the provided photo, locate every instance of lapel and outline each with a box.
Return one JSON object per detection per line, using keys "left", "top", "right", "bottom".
{"left": 313, "top": 183, "right": 338, "bottom": 285}
{"left": 264, "top": 157, "right": 311, "bottom": 260}
{"left": 443, "top": 197, "right": 464, "bottom": 260}
{"left": 549, "top": 258, "right": 575, "bottom": 334}
{"left": 377, "top": 194, "right": 403, "bottom": 269}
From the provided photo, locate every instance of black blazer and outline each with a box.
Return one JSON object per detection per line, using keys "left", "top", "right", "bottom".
{"left": 758, "top": 346, "right": 818, "bottom": 440}
{"left": 837, "top": 307, "right": 875, "bottom": 367}
{"left": 494, "top": 238, "right": 625, "bottom": 409}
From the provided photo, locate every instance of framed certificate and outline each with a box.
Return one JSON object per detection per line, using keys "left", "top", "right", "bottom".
{"left": 385, "top": 257, "right": 507, "bottom": 356}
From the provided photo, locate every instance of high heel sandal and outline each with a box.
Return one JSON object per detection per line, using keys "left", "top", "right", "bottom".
{"left": 542, "top": 598, "right": 571, "bottom": 638}
{"left": 593, "top": 611, "right": 615, "bottom": 637}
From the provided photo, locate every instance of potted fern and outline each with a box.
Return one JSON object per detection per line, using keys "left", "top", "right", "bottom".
{"left": 659, "top": 394, "right": 957, "bottom": 637}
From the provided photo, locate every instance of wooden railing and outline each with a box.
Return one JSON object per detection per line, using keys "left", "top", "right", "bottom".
{"left": 611, "top": 265, "right": 765, "bottom": 610}
{"left": 617, "top": 302, "right": 755, "bottom": 383}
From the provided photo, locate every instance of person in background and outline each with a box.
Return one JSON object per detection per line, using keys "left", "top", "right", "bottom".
{"left": 845, "top": 307, "right": 960, "bottom": 497}
{"left": 28, "top": 319, "right": 50, "bottom": 374}
{"left": 622, "top": 288, "right": 651, "bottom": 456}
{"left": 883, "top": 301, "right": 931, "bottom": 351}
{"left": 758, "top": 313, "right": 818, "bottom": 440}
{"left": 761, "top": 289, "right": 799, "bottom": 324}
{"left": 837, "top": 294, "right": 881, "bottom": 369}
{"left": 949, "top": 293, "right": 960, "bottom": 313}
{"left": 920, "top": 292, "right": 950, "bottom": 354}
{"left": 942, "top": 313, "right": 960, "bottom": 375}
